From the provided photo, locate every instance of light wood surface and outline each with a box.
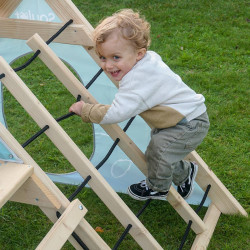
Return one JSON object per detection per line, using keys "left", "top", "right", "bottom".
{"left": 0, "top": 161, "right": 33, "bottom": 208}
{"left": 0, "top": 17, "right": 93, "bottom": 46}
{"left": 36, "top": 199, "right": 87, "bottom": 250}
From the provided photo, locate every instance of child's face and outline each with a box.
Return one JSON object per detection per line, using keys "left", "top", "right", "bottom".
{"left": 97, "top": 32, "right": 146, "bottom": 81}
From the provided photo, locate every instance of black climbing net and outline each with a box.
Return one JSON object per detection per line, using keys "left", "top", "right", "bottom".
{"left": 0, "top": 19, "right": 211, "bottom": 250}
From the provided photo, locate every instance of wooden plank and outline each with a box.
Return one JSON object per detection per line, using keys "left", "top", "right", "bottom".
{"left": 0, "top": 17, "right": 93, "bottom": 46}
{"left": 0, "top": 0, "right": 22, "bottom": 18}
{"left": 191, "top": 203, "right": 221, "bottom": 249}
{"left": 10, "top": 174, "right": 61, "bottom": 209}
{"left": 46, "top": 0, "right": 94, "bottom": 30}
{"left": 26, "top": 33, "right": 208, "bottom": 234}
{"left": 36, "top": 199, "right": 87, "bottom": 250}
{"left": 0, "top": 161, "right": 33, "bottom": 208}
{"left": 167, "top": 187, "right": 206, "bottom": 234}
{"left": 0, "top": 123, "right": 110, "bottom": 250}
{"left": 186, "top": 151, "right": 247, "bottom": 216}
{"left": 0, "top": 56, "right": 163, "bottom": 250}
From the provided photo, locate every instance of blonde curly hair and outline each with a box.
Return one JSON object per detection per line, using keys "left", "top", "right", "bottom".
{"left": 93, "top": 9, "right": 151, "bottom": 54}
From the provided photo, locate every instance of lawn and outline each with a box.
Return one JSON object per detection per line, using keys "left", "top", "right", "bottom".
{"left": 0, "top": 0, "right": 249, "bottom": 249}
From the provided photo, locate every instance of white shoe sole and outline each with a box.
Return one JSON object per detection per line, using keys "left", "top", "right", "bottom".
{"left": 127, "top": 187, "right": 167, "bottom": 201}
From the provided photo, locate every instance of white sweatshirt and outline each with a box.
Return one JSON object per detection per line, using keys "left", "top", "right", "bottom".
{"left": 81, "top": 51, "right": 206, "bottom": 129}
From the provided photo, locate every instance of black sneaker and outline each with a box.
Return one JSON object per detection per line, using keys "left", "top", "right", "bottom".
{"left": 127, "top": 180, "right": 168, "bottom": 201}
{"left": 177, "top": 162, "right": 198, "bottom": 199}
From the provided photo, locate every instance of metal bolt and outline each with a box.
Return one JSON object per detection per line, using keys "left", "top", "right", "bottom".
{"left": 79, "top": 205, "right": 83, "bottom": 210}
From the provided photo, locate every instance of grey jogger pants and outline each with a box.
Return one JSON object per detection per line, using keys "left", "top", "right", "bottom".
{"left": 145, "top": 112, "right": 210, "bottom": 192}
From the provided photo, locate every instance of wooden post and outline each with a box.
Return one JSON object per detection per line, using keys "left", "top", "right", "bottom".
{"left": 36, "top": 199, "right": 87, "bottom": 250}
{"left": 191, "top": 203, "right": 221, "bottom": 249}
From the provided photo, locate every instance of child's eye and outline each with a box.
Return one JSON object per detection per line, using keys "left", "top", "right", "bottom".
{"left": 113, "top": 56, "right": 120, "bottom": 60}
{"left": 99, "top": 56, "right": 106, "bottom": 61}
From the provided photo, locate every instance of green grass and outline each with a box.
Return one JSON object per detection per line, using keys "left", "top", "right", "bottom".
{"left": 0, "top": 0, "right": 249, "bottom": 249}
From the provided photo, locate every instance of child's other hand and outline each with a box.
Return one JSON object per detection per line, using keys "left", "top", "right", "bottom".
{"left": 69, "top": 101, "right": 85, "bottom": 116}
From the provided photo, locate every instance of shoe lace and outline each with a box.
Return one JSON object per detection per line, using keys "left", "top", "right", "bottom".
{"left": 179, "top": 176, "right": 191, "bottom": 192}
{"left": 140, "top": 180, "right": 149, "bottom": 190}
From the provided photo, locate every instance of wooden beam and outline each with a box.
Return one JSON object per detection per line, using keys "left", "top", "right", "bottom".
{"left": 46, "top": 0, "right": 94, "bottom": 31}
{"left": 186, "top": 151, "right": 247, "bottom": 216}
{"left": 0, "top": 0, "right": 22, "bottom": 18}
{"left": 0, "top": 122, "right": 110, "bottom": 249}
{"left": 167, "top": 187, "right": 207, "bottom": 234}
{"left": 192, "top": 203, "right": 221, "bottom": 249}
{"left": 0, "top": 56, "right": 163, "bottom": 250}
{"left": 0, "top": 17, "right": 93, "bottom": 46}
{"left": 0, "top": 161, "right": 33, "bottom": 208}
{"left": 36, "top": 199, "right": 87, "bottom": 250}
{"left": 10, "top": 174, "right": 61, "bottom": 209}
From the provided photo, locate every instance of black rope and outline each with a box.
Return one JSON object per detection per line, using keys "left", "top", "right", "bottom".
{"left": 136, "top": 199, "right": 152, "bottom": 217}
{"left": 67, "top": 137, "right": 119, "bottom": 201}
{"left": 67, "top": 138, "right": 119, "bottom": 201}
{"left": 46, "top": 19, "right": 73, "bottom": 45}
{"left": 123, "top": 116, "right": 135, "bottom": 132}
{"left": 21, "top": 113, "right": 70, "bottom": 148}
{"left": 113, "top": 224, "right": 132, "bottom": 250}
{"left": 56, "top": 112, "right": 75, "bottom": 123}
{"left": 22, "top": 96, "right": 81, "bottom": 148}
{"left": 14, "top": 50, "right": 41, "bottom": 72}
{"left": 178, "top": 184, "right": 211, "bottom": 250}
{"left": 0, "top": 73, "right": 5, "bottom": 79}
{"left": 55, "top": 95, "right": 81, "bottom": 123}
{"left": 68, "top": 116, "right": 136, "bottom": 201}
{"left": 22, "top": 125, "right": 49, "bottom": 148}
{"left": 85, "top": 68, "right": 103, "bottom": 89}
{"left": 68, "top": 175, "right": 92, "bottom": 202}
{"left": 194, "top": 184, "right": 211, "bottom": 214}
{"left": 56, "top": 211, "right": 89, "bottom": 250}
{"left": 13, "top": 19, "right": 73, "bottom": 73}
{"left": 95, "top": 116, "right": 135, "bottom": 170}
{"left": 113, "top": 199, "right": 152, "bottom": 250}
{"left": 71, "top": 232, "right": 89, "bottom": 250}
{"left": 96, "top": 139, "right": 120, "bottom": 170}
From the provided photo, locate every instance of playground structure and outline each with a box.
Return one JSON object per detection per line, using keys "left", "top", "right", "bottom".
{"left": 0, "top": 0, "right": 248, "bottom": 249}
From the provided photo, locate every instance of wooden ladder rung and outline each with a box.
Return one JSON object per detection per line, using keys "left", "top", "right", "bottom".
{"left": 168, "top": 187, "right": 207, "bottom": 234}
{"left": 0, "top": 161, "right": 34, "bottom": 208}
{"left": 36, "top": 199, "right": 87, "bottom": 250}
{"left": 191, "top": 203, "right": 221, "bottom": 249}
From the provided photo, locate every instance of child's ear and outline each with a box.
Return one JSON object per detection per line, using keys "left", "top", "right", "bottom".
{"left": 136, "top": 48, "right": 146, "bottom": 61}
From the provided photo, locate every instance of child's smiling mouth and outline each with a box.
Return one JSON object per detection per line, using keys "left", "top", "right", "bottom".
{"left": 110, "top": 70, "right": 121, "bottom": 78}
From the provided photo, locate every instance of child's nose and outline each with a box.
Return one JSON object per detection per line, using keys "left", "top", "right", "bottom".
{"left": 105, "top": 60, "right": 113, "bottom": 70}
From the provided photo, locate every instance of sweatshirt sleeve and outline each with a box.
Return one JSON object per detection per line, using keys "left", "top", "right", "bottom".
{"left": 80, "top": 103, "right": 111, "bottom": 123}
{"left": 99, "top": 86, "right": 149, "bottom": 124}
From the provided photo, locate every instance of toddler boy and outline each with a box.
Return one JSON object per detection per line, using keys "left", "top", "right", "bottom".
{"left": 69, "top": 9, "right": 210, "bottom": 200}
